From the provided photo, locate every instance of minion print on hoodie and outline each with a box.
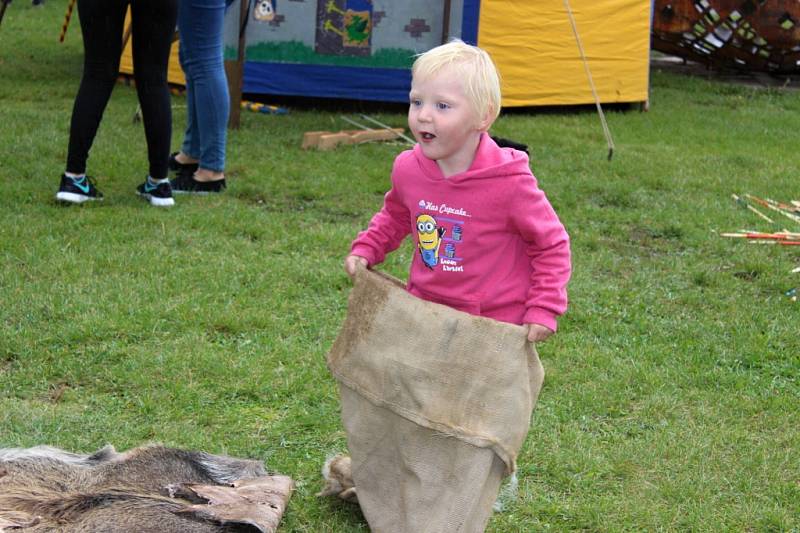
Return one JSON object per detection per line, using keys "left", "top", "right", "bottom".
{"left": 415, "top": 214, "right": 445, "bottom": 268}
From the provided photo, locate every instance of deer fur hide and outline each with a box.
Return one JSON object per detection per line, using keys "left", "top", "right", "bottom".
{"left": 0, "top": 444, "right": 293, "bottom": 533}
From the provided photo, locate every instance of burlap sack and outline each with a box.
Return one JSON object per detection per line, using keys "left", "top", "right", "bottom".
{"left": 327, "top": 268, "right": 545, "bottom": 533}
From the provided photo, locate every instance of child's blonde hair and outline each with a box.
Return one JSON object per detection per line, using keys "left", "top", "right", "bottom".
{"left": 411, "top": 39, "right": 502, "bottom": 127}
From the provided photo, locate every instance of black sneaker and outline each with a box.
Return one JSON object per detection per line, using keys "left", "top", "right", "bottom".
{"left": 56, "top": 174, "right": 103, "bottom": 204}
{"left": 136, "top": 176, "right": 175, "bottom": 207}
{"left": 170, "top": 173, "right": 226, "bottom": 195}
{"left": 169, "top": 152, "right": 199, "bottom": 176}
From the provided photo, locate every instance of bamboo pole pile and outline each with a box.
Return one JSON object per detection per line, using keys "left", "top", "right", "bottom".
{"left": 726, "top": 193, "right": 800, "bottom": 277}
{"left": 719, "top": 231, "right": 800, "bottom": 246}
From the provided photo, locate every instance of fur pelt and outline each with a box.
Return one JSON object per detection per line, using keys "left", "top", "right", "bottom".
{"left": 316, "top": 454, "right": 357, "bottom": 503}
{"left": 0, "top": 444, "right": 293, "bottom": 533}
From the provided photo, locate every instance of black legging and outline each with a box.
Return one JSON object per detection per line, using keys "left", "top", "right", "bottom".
{"left": 66, "top": 0, "right": 178, "bottom": 180}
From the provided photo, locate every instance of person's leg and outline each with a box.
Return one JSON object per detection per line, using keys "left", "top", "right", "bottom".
{"left": 129, "top": 0, "right": 178, "bottom": 206}
{"left": 57, "top": 0, "right": 127, "bottom": 203}
{"left": 177, "top": 0, "right": 228, "bottom": 179}
{"left": 64, "top": 0, "right": 127, "bottom": 177}
{"left": 175, "top": 31, "right": 200, "bottom": 166}
{"left": 130, "top": 0, "right": 178, "bottom": 182}
{"left": 167, "top": 40, "right": 200, "bottom": 181}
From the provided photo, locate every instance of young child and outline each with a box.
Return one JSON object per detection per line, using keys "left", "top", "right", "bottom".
{"left": 344, "top": 40, "right": 571, "bottom": 341}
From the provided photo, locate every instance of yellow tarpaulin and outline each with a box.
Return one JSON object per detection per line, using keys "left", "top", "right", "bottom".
{"left": 478, "top": 0, "right": 651, "bottom": 106}
{"left": 118, "top": 0, "right": 650, "bottom": 107}
{"left": 118, "top": 8, "right": 185, "bottom": 86}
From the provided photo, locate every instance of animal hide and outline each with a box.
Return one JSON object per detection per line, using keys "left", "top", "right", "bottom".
{"left": 0, "top": 444, "right": 293, "bottom": 532}
{"left": 316, "top": 455, "right": 358, "bottom": 503}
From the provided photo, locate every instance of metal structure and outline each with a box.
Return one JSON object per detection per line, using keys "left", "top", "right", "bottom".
{"left": 652, "top": 0, "right": 800, "bottom": 73}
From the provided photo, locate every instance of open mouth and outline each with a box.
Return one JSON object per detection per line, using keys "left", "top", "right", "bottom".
{"left": 420, "top": 132, "right": 436, "bottom": 140}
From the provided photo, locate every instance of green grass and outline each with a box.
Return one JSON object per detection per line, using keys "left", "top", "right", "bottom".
{"left": 236, "top": 41, "right": 415, "bottom": 68}
{"left": 2, "top": 3, "right": 800, "bottom": 531}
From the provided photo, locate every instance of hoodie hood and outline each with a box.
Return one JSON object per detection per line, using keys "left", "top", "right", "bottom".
{"left": 413, "top": 133, "right": 531, "bottom": 183}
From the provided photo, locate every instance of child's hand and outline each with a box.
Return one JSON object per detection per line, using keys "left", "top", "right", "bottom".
{"left": 527, "top": 323, "right": 554, "bottom": 343}
{"left": 344, "top": 255, "right": 368, "bottom": 278}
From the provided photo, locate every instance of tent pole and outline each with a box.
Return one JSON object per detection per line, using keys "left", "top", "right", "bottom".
{"left": 441, "top": 0, "right": 452, "bottom": 44}
{"left": 226, "top": 0, "right": 249, "bottom": 129}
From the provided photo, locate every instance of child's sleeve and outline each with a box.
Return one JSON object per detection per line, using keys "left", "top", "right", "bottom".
{"left": 350, "top": 170, "right": 412, "bottom": 267}
{"left": 510, "top": 175, "right": 572, "bottom": 332}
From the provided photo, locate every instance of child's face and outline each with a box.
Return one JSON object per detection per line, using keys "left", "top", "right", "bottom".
{"left": 408, "top": 66, "right": 488, "bottom": 176}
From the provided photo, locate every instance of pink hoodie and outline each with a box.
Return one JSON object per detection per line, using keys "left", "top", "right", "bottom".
{"left": 351, "top": 134, "right": 571, "bottom": 331}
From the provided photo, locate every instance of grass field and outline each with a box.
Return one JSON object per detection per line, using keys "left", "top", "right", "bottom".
{"left": 1, "top": 3, "right": 799, "bottom": 531}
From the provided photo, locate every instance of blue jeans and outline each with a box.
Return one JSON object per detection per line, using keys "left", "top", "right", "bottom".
{"left": 178, "top": 0, "right": 229, "bottom": 172}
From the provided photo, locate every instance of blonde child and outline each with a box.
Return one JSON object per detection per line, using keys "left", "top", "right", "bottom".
{"left": 345, "top": 40, "right": 571, "bottom": 340}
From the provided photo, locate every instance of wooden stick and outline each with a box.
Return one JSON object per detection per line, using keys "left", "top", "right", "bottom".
{"left": 765, "top": 197, "right": 800, "bottom": 212}
{"left": 318, "top": 132, "right": 354, "bottom": 150}
{"left": 59, "top": 0, "right": 77, "bottom": 43}
{"left": 721, "top": 230, "right": 800, "bottom": 239}
{"left": 720, "top": 232, "right": 800, "bottom": 240}
{"left": 349, "top": 129, "right": 404, "bottom": 144}
{"left": 745, "top": 194, "right": 800, "bottom": 224}
{"left": 441, "top": 0, "right": 452, "bottom": 44}
{"left": 731, "top": 194, "right": 774, "bottom": 223}
{"left": 226, "top": 0, "right": 249, "bottom": 129}
{"left": 340, "top": 115, "right": 372, "bottom": 131}
{"left": 359, "top": 114, "right": 415, "bottom": 144}
{"left": 302, "top": 128, "right": 406, "bottom": 150}
{"left": 750, "top": 241, "right": 800, "bottom": 246}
